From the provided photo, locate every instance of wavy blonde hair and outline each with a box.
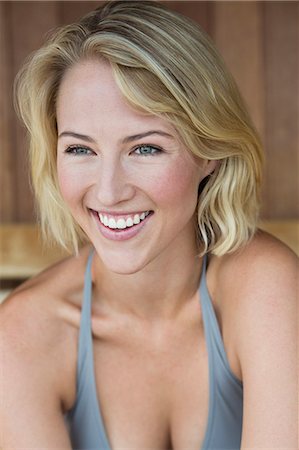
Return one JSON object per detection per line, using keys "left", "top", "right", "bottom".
{"left": 15, "top": 0, "right": 264, "bottom": 256}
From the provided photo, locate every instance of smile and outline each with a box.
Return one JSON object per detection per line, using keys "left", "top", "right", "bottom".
{"left": 98, "top": 210, "right": 151, "bottom": 230}
{"left": 90, "top": 209, "right": 154, "bottom": 242}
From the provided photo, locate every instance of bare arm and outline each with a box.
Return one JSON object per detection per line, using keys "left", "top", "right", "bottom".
{"left": 0, "top": 293, "right": 72, "bottom": 448}
{"left": 232, "top": 240, "right": 298, "bottom": 448}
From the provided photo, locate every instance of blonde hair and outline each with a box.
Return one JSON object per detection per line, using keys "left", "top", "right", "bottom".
{"left": 15, "top": 0, "right": 264, "bottom": 256}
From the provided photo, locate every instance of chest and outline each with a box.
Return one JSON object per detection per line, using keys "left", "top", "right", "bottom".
{"left": 92, "top": 318, "right": 210, "bottom": 450}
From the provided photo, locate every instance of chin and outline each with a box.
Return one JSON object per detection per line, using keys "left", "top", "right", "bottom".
{"left": 108, "top": 265, "right": 144, "bottom": 276}
{"left": 103, "top": 261, "right": 148, "bottom": 276}
{"left": 95, "top": 248, "right": 150, "bottom": 276}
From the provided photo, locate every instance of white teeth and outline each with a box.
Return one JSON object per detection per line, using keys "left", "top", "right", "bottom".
{"left": 126, "top": 217, "right": 134, "bottom": 227}
{"left": 133, "top": 214, "right": 141, "bottom": 225}
{"left": 98, "top": 210, "right": 151, "bottom": 229}
{"left": 108, "top": 217, "right": 117, "bottom": 229}
{"left": 116, "top": 218, "right": 126, "bottom": 229}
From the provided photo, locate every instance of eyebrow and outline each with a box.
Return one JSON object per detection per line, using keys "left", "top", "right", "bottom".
{"left": 58, "top": 131, "right": 96, "bottom": 142}
{"left": 122, "top": 130, "right": 174, "bottom": 143}
{"left": 58, "top": 130, "right": 174, "bottom": 143}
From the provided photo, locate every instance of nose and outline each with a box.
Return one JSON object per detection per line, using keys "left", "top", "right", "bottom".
{"left": 94, "top": 157, "right": 136, "bottom": 206}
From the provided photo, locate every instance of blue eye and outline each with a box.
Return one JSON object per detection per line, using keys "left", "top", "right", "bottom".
{"left": 134, "top": 145, "right": 162, "bottom": 156}
{"left": 65, "top": 145, "right": 93, "bottom": 155}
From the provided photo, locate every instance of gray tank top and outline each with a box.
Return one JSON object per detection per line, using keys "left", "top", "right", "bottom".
{"left": 65, "top": 250, "right": 243, "bottom": 449}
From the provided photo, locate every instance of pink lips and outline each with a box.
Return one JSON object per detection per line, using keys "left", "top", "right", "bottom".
{"left": 91, "top": 210, "right": 153, "bottom": 241}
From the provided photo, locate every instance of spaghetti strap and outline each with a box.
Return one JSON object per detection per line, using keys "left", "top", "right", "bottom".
{"left": 76, "top": 248, "right": 95, "bottom": 387}
{"left": 199, "top": 253, "right": 243, "bottom": 449}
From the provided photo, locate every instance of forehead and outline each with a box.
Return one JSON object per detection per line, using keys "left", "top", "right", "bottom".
{"left": 56, "top": 59, "right": 175, "bottom": 136}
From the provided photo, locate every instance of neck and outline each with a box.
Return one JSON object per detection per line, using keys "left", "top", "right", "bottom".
{"left": 91, "top": 234, "right": 204, "bottom": 322}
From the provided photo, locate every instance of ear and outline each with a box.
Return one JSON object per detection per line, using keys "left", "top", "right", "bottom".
{"left": 202, "top": 159, "right": 219, "bottom": 177}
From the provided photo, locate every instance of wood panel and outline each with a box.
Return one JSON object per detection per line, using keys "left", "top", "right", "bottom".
{"left": 59, "top": 1, "right": 102, "bottom": 24}
{"left": 263, "top": 1, "right": 299, "bottom": 218}
{"left": 10, "top": 1, "right": 60, "bottom": 221}
{"left": 0, "top": 2, "right": 15, "bottom": 221}
{"left": 0, "top": 224, "right": 67, "bottom": 279}
{"left": 211, "top": 1, "right": 265, "bottom": 141}
{"left": 163, "top": 1, "right": 210, "bottom": 33}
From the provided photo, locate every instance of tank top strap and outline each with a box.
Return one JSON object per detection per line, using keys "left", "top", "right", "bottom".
{"left": 199, "top": 254, "right": 241, "bottom": 383}
{"left": 199, "top": 254, "right": 224, "bottom": 348}
{"left": 76, "top": 248, "right": 95, "bottom": 388}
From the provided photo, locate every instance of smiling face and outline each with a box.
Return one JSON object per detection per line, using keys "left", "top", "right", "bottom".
{"left": 56, "top": 59, "right": 215, "bottom": 274}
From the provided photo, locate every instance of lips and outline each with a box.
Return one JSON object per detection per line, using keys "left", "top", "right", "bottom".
{"left": 90, "top": 209, "right": 154, "bottom": 241}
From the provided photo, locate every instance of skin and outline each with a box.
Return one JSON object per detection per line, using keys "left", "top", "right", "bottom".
{"left": 0, "top": 59, "right": 297, "bottom": 449}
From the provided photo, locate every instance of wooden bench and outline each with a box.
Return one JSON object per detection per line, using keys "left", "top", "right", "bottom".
{"left": 0, "top": 221, "right": 298, "bottom": 281}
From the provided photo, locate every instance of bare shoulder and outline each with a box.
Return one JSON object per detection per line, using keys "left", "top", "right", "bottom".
{"left": 0, "top": 244, "right": 94, "bottom": 445}
{"left": 213, "top": 234, "right": 298, "bottom": 446}
{"left": 211, "top": 229, "right": 297, "bottom": 298}
{"left": 207, "top": 230, "right": 298, "bottom": 382}
{"left": 0, "top": 244, "right": 92, "bottom": 413}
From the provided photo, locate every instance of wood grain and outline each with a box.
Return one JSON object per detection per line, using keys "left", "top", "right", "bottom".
{"left": 10, "top": 1, "right": 60, "bottom": 221}
{"left": 59, "top": 1, "right": 103, "bottom": 24}
{"left": 0, "top": 224, "right": 68, "bottom": 279}
{"left": 0, "top": 2, "right": 15, "bottom": 221}
{"left": 263, "top": 1, "right": 299, "bottom": 218}
{"left": 211, "top": 1, "right": 265, "bottom": 141}
{"left": 164, "top": 1, "right": 210, "bottom": 33}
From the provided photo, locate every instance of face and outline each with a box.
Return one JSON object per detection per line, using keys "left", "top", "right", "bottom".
{"left": 56, "top": 59, "right": 215, "bottom": 274}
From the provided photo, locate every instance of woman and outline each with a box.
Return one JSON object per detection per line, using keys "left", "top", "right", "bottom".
{"left": 1, "top": 1, "right": 297, "bottom": 449}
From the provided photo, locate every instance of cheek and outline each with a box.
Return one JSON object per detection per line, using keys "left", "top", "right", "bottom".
{"left": 58, "top": 173, "right": 75, "bottom": 204}
{"left": 148, "top": 159, "right": 201, "bottom": 206}
{"left": 57, "top": 162, "right": 87, "bottom": 206}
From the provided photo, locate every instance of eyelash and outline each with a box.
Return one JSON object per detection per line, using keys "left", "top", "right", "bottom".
{"left": 64, "top": 145, "right": 94, "bottom": 156}
{"left": 133, "top": 144, "right": 162, "bottom": 156}
{"left": 64, "top": 144, "right": 163, "bottom": 157}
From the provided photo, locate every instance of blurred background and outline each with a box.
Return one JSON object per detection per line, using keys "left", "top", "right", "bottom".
{"left": 0, "top": 1, "right": 298, "bottom": 298}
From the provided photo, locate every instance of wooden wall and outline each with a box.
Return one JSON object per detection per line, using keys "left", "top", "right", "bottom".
{"left": 0, "top": 1, "right": 298, "bottom": 223}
